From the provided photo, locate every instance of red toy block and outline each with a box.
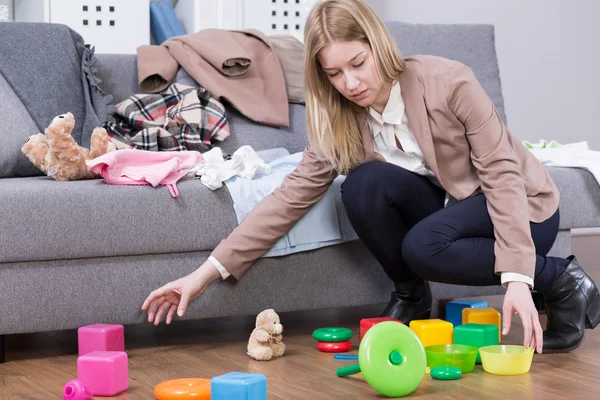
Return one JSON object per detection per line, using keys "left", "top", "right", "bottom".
{"left": 359, "top": 317, "right": 402, "bottom": 341}
{"left": 78, "top": 324, "right": 124, "bottom": 356}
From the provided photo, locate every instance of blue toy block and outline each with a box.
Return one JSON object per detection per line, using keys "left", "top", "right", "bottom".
{"left": 446, "top": 300, "right": 488, "bottom": 327}
{"left": 211, "top": 372, "right": 267, "bottom": 400}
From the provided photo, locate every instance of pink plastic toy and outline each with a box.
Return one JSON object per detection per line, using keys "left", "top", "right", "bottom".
{"left": 78, "top": 324, "right": 124, "bottom": 356}
{"left": 77, "top": 351, "right": 128, "bottom": 396}
{"left": 63, "top": 380, "right": 92, "bottom": 400}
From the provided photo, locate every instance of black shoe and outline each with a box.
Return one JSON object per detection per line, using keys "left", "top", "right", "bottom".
{"left": 380, "top": 278, "right": 432, "bottom": 324}
{"left": 543, "top": 255, "right": 600, "bottom": 353}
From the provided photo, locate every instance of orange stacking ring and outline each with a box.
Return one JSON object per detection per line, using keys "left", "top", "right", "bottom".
{"left": 154, "top": 378, "right": 211, "bottom": 400}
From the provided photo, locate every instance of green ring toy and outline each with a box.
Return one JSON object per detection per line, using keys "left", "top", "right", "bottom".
{"left": 312, "top": 327, "right": 353, "bottom": 342}
{"left": 430, "top": 366, "right": 462, "bottom": 380}
{"left": 336, "top": 322, "right": 426, "bottom": 397}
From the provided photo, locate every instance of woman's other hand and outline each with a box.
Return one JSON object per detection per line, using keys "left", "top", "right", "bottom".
{"left": 502, "top": 281, "right": 543, "bottom": 354}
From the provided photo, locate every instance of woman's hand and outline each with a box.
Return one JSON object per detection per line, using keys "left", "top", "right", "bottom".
{"left": 502, "top": 281, "right": 543, "bottom": 354}
{"left": 141, "top": 260, "right": 221, "bottom": 325}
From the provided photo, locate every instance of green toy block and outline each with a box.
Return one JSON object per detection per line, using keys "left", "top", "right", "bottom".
{"left": 453, "top": 323, "right": 499, "bottom": 364}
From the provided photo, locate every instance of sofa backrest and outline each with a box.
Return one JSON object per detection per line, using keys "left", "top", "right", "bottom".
{"left": 386, "top": 21, "right": 506, "bottom": 125}
{"left": 0, "top": 20, "right": 508, "bottom": 178}
{"left": 94, "top": 21, "right": 506, "bottom": 157}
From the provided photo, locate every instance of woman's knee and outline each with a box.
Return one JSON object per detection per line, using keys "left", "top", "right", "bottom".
{"left": 402, "top": 221, "right": 450, "bottom": 280}
{"left": 401, "top": 225, "right": 429, "bottom": 270}
{"left": 341, "top": 162, "right": 383, "bottom": 211}
{"left": 341, "top": 161, "right": 414, "bottom": 210}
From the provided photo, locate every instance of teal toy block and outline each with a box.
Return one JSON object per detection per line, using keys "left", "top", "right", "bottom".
{"left": 445, "top": 299, "right": 488, "bottom": 327}
{"left": 453, "top": 323, "right": 499, "bottom": 364}
{"left": 211, "top": 372, "right": 267, "bottom": 400}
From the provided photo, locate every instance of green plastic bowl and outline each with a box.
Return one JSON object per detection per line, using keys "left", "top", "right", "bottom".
{"left": 425, "top": 344, "right": 478, "bottom": 373}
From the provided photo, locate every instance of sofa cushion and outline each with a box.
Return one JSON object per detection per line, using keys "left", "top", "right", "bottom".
{"left": 0, "top": 23, "right": 115, "bottom": 178}
{"left": 548, "top": 167, "right": 600, "bottom": 230}
{"left": 0, "top": 73, "right": 45, "bottom": 178}
{"left": 215, "top": 105, "right": 309, "bottom": 156}
{"left": 1, "top": 166, "right": 597, "bottom": 264}
{"left": 0, "top": 176, "right": 238, "bottom": 264}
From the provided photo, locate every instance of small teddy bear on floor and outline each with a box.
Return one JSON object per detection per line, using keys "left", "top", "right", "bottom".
{"left": 247, "top": 309, "right": 286, "bottom": 361}
{"left": 21, "top": 112, "right": 115, "bottom": 181}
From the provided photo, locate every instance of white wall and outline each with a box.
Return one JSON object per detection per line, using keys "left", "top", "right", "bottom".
{"left": 365, "top": 0, "right": 600, "bottom": 150}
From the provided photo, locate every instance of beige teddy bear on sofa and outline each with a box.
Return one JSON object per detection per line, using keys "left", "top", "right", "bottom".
{"left": 247, "top": 309, "right": 286, "bottom": 361}
{"left": 21, "top": 112, "right": 115, "bottom": 181}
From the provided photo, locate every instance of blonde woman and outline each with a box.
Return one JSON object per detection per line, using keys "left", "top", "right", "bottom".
{"left": 142, "top": 0, "right": 600, "bottom": 354}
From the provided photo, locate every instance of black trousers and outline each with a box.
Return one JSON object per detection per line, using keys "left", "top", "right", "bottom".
{"left": 341, "top": 162, "right": 568, "bottom": 294}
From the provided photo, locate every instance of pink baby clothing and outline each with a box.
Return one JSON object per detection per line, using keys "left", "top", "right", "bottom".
{"left": 86, "top": 149, "right": 204, "bottom": 197}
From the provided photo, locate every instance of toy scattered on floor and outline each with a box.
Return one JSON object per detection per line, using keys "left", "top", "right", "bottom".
{"left": 312, "top": 327, "right": 353, "bottom": 342}
{"left": 21, "top": 112, "right": 116, "bottom": 181}
{"left": 334, "top": 353, "right": 358, "bottom": 360}
{"left": 312, "top": 327, "right": 353, "bottom": 353}
{"left": 445, "top": 300, "right": 488, "bottom": 327}
{"left": 154, "top": 378, "right": 211, "bottom": 400}
{"left": 78, "top": 323, "right": 125, "bottom": 356}
{"left": 336, "top": 321, "right": 426, "bottom": 398}
{"left": 430, "top": 366, "right": 462, "bottom": 380}
{"left": 479, "top": 345, "right": 534, "bottom": 376}
{"left": 359, "top": 317, "right": 402, "bottom": 341}
{"left": 77, "top": 351, "right": 128, "bottom": 397}
{"left": 462, "top": 308, "right": 502, "bottom": 341}
{"left": 62, "top": 379, "right": 92, "bottom": 400}
{"left": 453, "top": 323, "right": 499, "bottom": 364}
{"left": 424, "top": 344, "right": 478, "bottom": 373}
{"left": 247, "top": 309, "right": 286, "bottom": 361}
{"left": 154, "top": 372, "right": 267, "bottom": 400}
{"left": 211, "top": 372, "right": 267, "bottom": 400}
{"left": 317, "top": 341, "right": 353, "bottom": 352}
{"left": 63, "top": 323, "right": 128, "bottom": 399}
{"left": 409, "top": 319, "right": 454, "bottom": 348}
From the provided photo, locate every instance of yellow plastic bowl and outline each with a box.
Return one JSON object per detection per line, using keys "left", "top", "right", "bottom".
{"left": 479, "top": 345, "right": 534, "bottom": 375}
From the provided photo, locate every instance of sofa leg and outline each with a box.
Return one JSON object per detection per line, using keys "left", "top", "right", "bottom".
{"left": 0, "top": 335, "right": 4, "bottom": 364}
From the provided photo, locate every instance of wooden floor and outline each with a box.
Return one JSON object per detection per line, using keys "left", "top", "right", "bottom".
{"left": 1, "top": 235, "right": 599, "bottom": 400}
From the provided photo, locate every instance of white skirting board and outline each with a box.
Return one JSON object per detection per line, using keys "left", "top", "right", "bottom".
{"left": 572, "top": 227, "right": 600, "bottom": 237}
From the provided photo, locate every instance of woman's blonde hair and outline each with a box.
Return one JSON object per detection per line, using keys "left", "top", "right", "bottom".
{"left": 304, "top": 0, "right": 406, "bottom": 174}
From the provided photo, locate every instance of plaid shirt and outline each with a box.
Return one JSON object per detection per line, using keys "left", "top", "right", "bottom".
{"left": 103, "top": 83, "right": 230, "bottom": 152}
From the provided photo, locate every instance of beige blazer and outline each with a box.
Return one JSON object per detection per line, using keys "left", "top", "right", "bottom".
{"left": 137, "top": 29, "right": 289, "bottom": 128}
{"left": 211, "top": 55, "right": 560, "bottom": 281}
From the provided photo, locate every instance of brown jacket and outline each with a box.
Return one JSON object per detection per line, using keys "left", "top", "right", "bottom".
{"left": 137, "top": 29, "right": 289, "bottom": 127}
{"left": 211, "top": 55, "right": 560, "bottom": 281}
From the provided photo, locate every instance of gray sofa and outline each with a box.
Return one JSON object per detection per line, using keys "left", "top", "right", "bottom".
{"left": 1, "top": 21, "right": 599, "bottom": 363}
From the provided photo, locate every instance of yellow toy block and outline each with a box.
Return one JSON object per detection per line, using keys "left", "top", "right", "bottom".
{"left": 409, "top": 319, "right": 453, "bottom": 348}
{"left": 462, "top": 308, "right": 501, "bottom": 341}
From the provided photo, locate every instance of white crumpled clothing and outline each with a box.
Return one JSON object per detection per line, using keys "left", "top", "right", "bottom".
{"left": 526, "top": 141, "right": 600, "bottom": 186}
{"left": 190, "top": 145, "right": 271, "bottom": 190}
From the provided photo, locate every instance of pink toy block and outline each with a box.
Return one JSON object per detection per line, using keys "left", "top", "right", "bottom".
{"left": 78, "top": 324, "right": 124, "bottom": 356}
{"left": 77, "top": 351, "right": 128, "bottom": 397}
{"left": 63, "top": 379, "right": 92, "bottom": 400}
